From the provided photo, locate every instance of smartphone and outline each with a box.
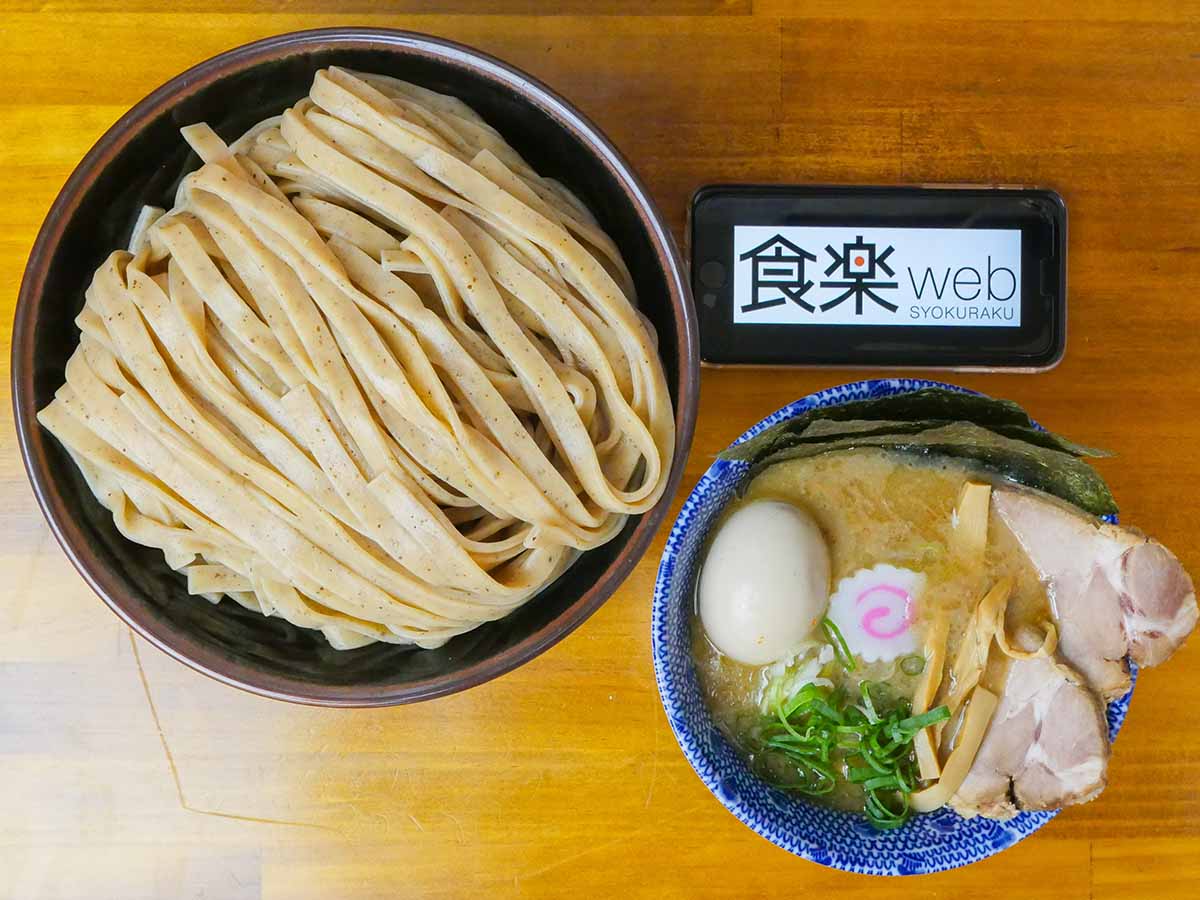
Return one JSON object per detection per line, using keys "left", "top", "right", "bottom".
{"left": 689, "top": 185, "right": 1067, "bottom": 370}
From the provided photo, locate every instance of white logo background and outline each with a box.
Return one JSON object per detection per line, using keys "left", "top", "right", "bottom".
{"left": 732, "top": 225, "right": 1023, "bottom": 328}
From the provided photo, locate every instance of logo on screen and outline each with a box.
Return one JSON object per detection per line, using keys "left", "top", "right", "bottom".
{"left": 820, "top": 237, "right": 899, "bottom": 314}
{"left": 732, "top": 225, "right": 1022, "bottom": 329}
{"left": 737, "top": 234, "right": 818, "bottom": 313}
{"left": 739, "top": 234, "right": 901, "bottom": 316}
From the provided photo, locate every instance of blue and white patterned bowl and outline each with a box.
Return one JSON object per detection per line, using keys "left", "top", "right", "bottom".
{"left": 651, "top": 378, "right": 1135, "bottom": 876}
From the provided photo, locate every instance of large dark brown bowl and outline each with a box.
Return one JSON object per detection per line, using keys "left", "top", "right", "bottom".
{"left": 12, "top": 28, "right": 698, "bottom": 706}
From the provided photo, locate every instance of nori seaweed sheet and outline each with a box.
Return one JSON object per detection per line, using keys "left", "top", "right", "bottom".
{"left": 720, "top": 389, "right": 1116, "bottom": 516}
{"left": 791, "top": 417, "right": 1107, "bottom": 458}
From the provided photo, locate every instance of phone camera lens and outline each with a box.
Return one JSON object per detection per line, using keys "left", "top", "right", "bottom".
{"left": 698, "top": 260, "right": 726, "bottom": 288}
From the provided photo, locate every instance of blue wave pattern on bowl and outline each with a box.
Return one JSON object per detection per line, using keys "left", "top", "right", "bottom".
{"left": 651, "top": 378, "right": 1135, "bottom": 875}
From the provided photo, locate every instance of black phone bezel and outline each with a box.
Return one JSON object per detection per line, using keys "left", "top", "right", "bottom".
{"left": 689, "top": 184, "right": 1067, "bottom": 370}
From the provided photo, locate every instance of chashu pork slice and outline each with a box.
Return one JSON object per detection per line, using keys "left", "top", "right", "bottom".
{"left": 993, "top": 487, "right": 1198, "bottom": 701}
{"left": 952, "top": 652, "right": 1109, "bottom": 820}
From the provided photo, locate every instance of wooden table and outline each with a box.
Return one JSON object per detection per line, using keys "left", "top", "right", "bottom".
{"left": 3, "top": 2, "right": 1199, "bottom": 897}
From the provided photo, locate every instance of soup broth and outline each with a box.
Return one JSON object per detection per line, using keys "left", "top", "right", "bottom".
{"left": 692, "top": 449, "right": 1051, "bottom": 813}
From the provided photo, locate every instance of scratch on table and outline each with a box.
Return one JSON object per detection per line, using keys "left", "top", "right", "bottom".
{"left": 516, "top": 834, "right": 632, "bottom": 885}
{"left": 514, "top": 804, "right": 707, "bottom": 886}
{"left": 443, "top": 810, "right": 468, "bottom": 845}
{"left": 128, "top": 631, "right": 332, "bottom": 832}
{"left": 644, "top": 719, "right": 661, "bottom": 808}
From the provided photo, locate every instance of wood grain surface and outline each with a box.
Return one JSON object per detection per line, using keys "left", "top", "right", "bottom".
{"left": 2, "top": 2, "right": 1199, "bottom": 897}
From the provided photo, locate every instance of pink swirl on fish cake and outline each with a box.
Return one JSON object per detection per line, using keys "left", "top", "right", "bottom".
{"left": 855, "top": 584, "right": 914, "bottom": 640}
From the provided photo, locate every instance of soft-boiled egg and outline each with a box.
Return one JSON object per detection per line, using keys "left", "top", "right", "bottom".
{"left": 698, "top": 500, "right": 831, "bottom": 665}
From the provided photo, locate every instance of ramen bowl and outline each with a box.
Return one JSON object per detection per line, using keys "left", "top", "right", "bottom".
{"left": 13, "top": 28, "right": 698, "bottom": 706}
{"left": 650, "top": 378, "right": 1133, "bottom": 875}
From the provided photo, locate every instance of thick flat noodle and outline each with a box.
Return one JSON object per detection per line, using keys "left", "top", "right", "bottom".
{"left": 37, "top": 68, "right": 674, "bottom": 650}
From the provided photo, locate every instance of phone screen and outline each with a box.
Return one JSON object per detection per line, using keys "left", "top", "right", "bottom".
{"left": 690, "top": 186, "right": 1066, "bottom": 369}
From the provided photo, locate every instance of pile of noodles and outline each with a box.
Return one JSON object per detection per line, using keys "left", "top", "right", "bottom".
{"left": 39, "top": 68, "right": 674, "bottom": 650}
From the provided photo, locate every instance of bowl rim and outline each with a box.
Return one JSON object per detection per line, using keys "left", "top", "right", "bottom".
{"left": 650, "top": 378, "right": 1133, "bottom": 874}
{"left": 11, "top": 27, "right": 699, "bottom": 707}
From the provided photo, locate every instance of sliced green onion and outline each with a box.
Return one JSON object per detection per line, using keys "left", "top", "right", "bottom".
{"left": 858, "top": 681, "right": 879, "bottom": 724}
{"left": 775, "top": 700, "right": 807, "bottom": 742}
{"left": 900, "top": 654, "right": 927, "bottom": 676}
{"left": 810, "top": 699, "right": 846, "bottom": 724}
{"left": 745, "top": 678, "right": 938, "bottom": 832}
{"left": 821, "top": 617, "right": 857, "bottom": 672}
{"left": 862, "top": 774, "right": 903, "bottom": 792}
{"left": 896, "top": 705, "right": 951, "bottom": 733}
{"left": 864, "top": 788, "right": 910, "bottom": 830}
